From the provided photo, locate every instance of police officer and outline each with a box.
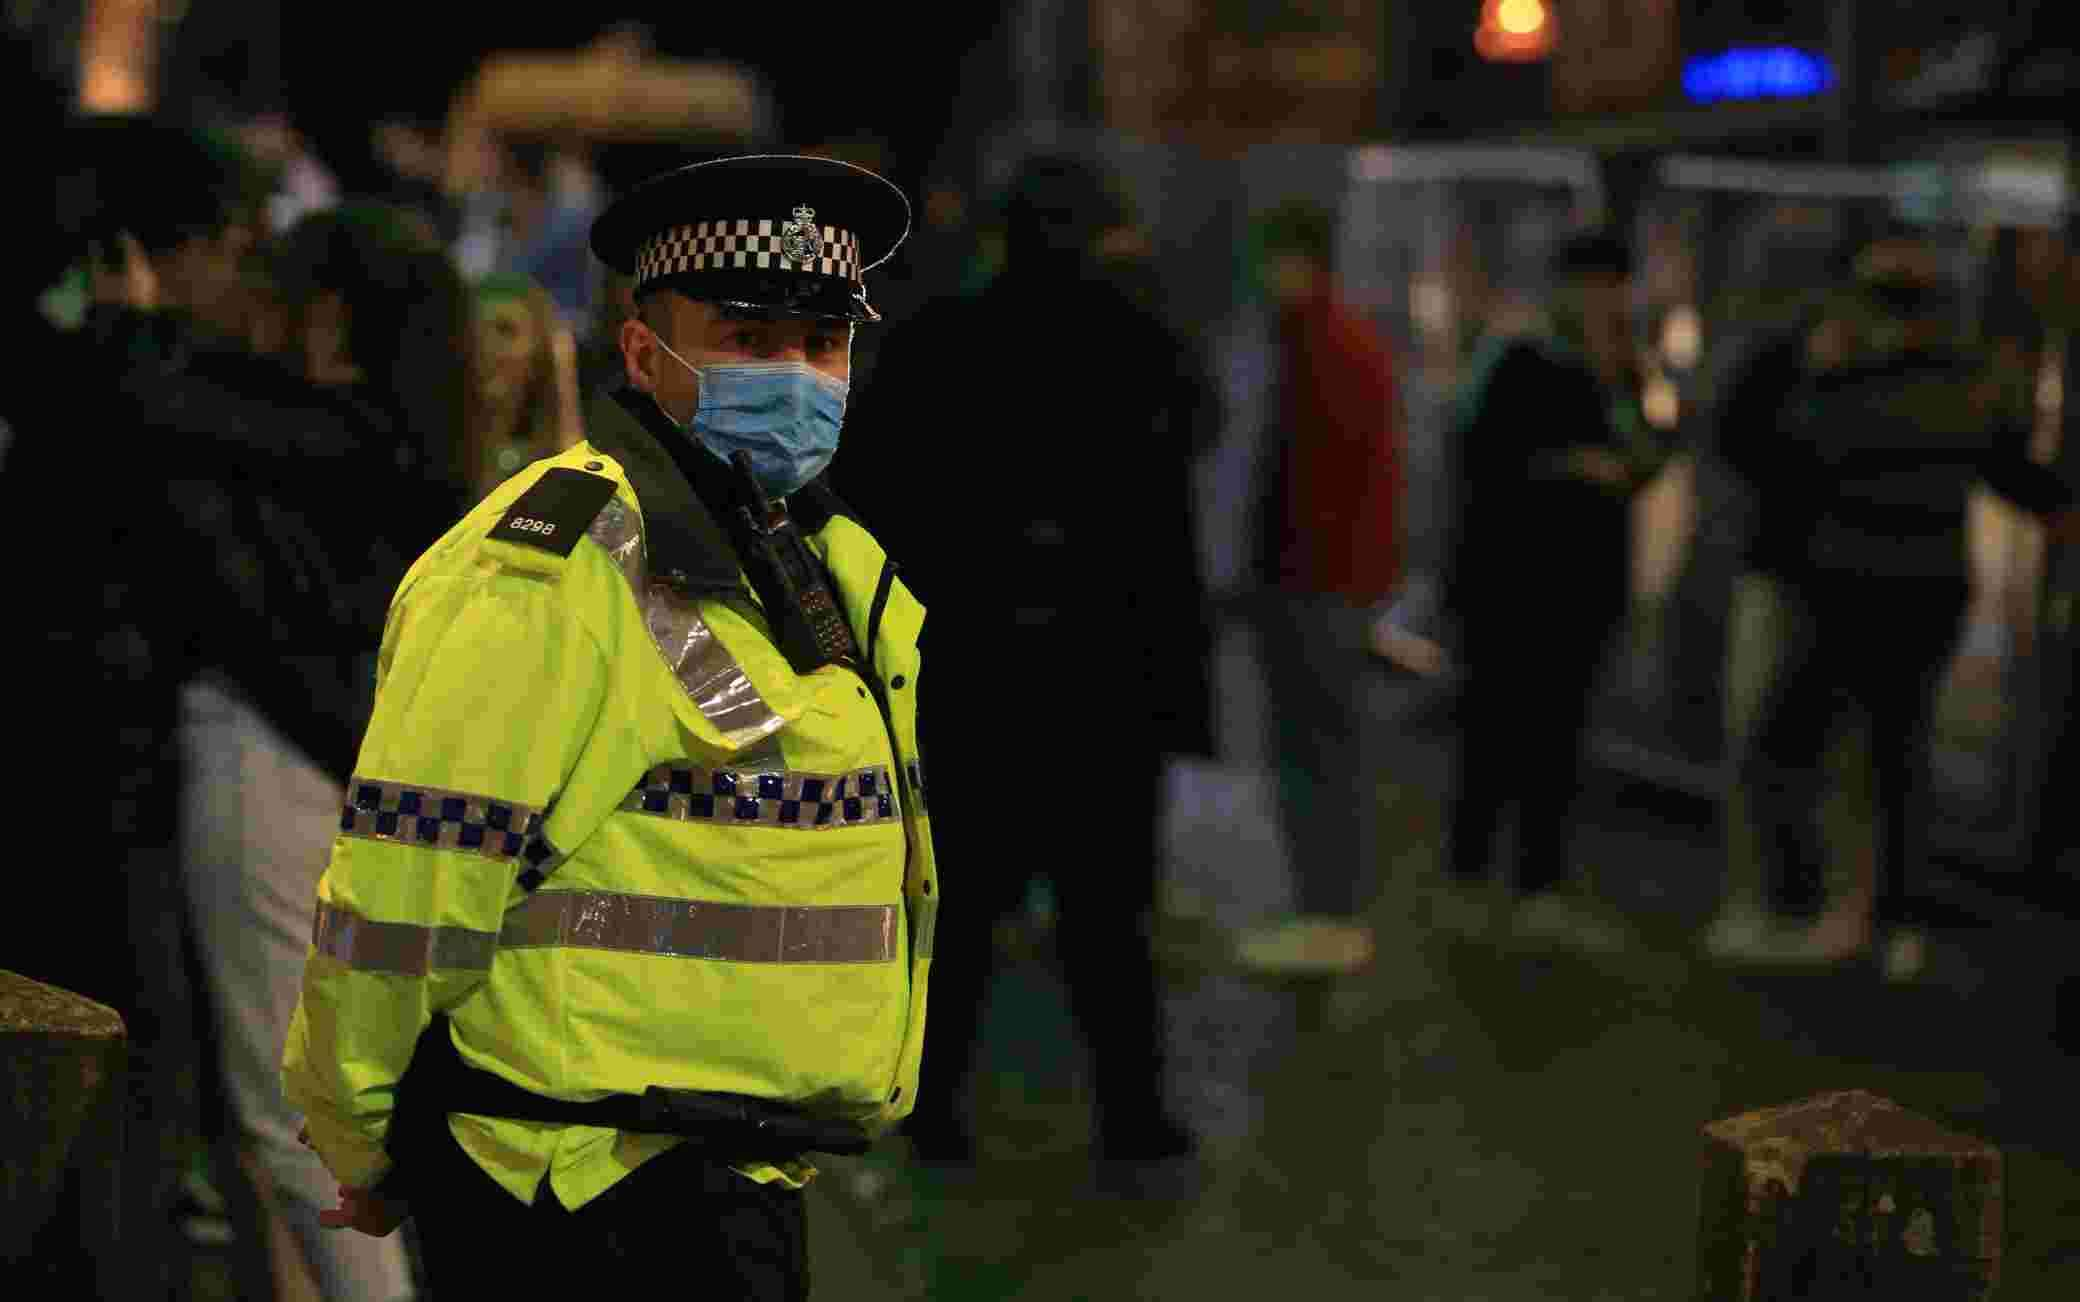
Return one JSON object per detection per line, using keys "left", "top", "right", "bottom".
{"left": 281, "top": 155, "right": 935, "bottom": 1300}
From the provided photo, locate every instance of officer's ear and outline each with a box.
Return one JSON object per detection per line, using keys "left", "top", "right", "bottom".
{"left": 619, "top": 310, "right": 661, "bottom": 394}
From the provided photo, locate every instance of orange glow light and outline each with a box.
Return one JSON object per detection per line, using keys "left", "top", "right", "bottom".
{"left": 1476, "top": 0, "right": 1555, "bottom": 63}
{"left": 78, "top": 0, "right": 158, "bottom": 112}
{"left": 1499, "top": 0, "right": 1547, "bottom": 35}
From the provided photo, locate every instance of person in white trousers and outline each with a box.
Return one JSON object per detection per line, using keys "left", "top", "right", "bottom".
{"left": 180, "top": 677, "right": 417, "bottom": 1302}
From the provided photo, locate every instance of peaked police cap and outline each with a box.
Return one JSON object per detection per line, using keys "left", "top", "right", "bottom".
{"left": 590, "top": 153, "right": 911, "bottom": 323}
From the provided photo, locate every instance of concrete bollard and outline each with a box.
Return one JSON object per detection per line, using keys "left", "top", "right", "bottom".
{"left": 1695, "top": 1089, "right": 2001, "bottom": 1300}
{"left": 0, "top": 969, "right": 127, "bottom": 1269}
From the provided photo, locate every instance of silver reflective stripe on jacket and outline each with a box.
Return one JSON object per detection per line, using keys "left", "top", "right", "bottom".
{"left": 586, "top": 496, "right": 783, "bottom": 747}
{"left": 310, "top": 901, "right": 498, "bottom": 975}
{"left": 500, "top": 890, "right": 899, "bottom": 965}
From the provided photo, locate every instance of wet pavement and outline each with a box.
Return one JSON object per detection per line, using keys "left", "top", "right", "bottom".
{"left": 803, "top": 670, "right": 2080, "bottom": 1300}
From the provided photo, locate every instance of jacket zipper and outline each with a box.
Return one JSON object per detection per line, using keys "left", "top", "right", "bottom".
{"left": 852, "top": 555, "right": 921, "bottom": 1108}
{"left": 856, "top": 557, "right": 910, "bottom": 804}
{"left": 864, "top": 557, "right": 897, "bottom": 670}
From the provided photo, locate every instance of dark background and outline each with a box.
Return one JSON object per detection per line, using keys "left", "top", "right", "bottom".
{"left": 273, "top": 10, "right": 1013, "bottom": 194}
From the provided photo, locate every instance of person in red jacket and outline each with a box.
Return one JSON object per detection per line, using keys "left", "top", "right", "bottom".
{"left": 1236, "top": 201, "right": 1405, "bottom": 978}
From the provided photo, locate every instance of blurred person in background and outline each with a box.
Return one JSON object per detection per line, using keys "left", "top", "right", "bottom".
{"left": 2006, "top": 226, "right": 2080, "bottom": 1051}
{"left": 502, "top": 137, "right": 608, "bottom": 329}
{"left": 1436, "top": 229, "right": 1666, "bottom": 955}
{"left": 73, "top": 118, "right": 267, "bottom": 350}
{"left": 449, "top": 127, "right": 607, "bottom": 332}
{"left": 79, "top": 129, "right": 439, "bottom": 1302}
{"left": 0, "top": 58, "right": 170, "bottom": 1299}
{"left": 1226, "top": 199, "right": 1404, "bottom": 979}
{"left": 467, "top": 271, "right": 580, "bottom": 503}
{"left": 371, "top": 116, "right": 465, "bottom": 247}
{"left": 1704, "top": 230, "right": 2074, "bottom": 980}
{"left": 240, "top": 111, "right": 344, "bottom": 237}
{"left": 1694, "top": 259, "right": 1867, "bottom": 975}
{"left": 1671, "top": 210, "right": 1850, "bottom": 805}
{"left": 2, "top": 100, "right": 455, "bottom": 1293}
{"left": 93, "top": 190, "right": 465, "bottom": 1299}
{"left": 174, "top": 203, "right": 471, "bottom": 1302}
{"left": 837, "top": 150, "right": 1217, "bottom": 1181}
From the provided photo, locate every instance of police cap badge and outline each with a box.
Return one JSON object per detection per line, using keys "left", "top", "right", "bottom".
{"left": 590, "top": 154, "right": 911, "bottom": 323}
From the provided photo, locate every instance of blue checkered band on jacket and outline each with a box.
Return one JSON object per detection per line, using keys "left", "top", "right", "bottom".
{"left": 621, "top": 762, "right": 898, "bottom": 828}
{"left": 340, "top": 778, "right": 555, "bottom": 870}
{"left": 633, "top": 220, "right": 862, "bottom": 290}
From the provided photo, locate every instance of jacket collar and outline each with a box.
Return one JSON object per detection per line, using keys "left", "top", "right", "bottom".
{"left": 582, "top": 385, "right": 744, "bottom": 593}
{"left": 580, "top": 385, "right": 861, "bottom": 592}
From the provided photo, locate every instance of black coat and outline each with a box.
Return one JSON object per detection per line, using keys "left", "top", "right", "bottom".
{"left": 832, "top": 269, "right": 1219, "bottom": 768}
{"left": 2, "top": 309, "right": 462, "bottom": 1010}
{"left": 1441, "top": 335, "right": 1638, "bottom": 653}
{"left": 1711, "top": 338, "right": 2066, "bottom": 586}
{"left": 96, "top": 306, "right": 464, "bottom": 779}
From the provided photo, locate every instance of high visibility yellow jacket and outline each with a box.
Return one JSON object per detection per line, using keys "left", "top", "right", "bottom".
{"left": 282, "top": 389, "right": 936, "bottom": 1210}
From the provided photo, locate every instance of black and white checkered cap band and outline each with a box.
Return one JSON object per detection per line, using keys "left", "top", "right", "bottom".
{"left": 634, "top": 220, "right": 863, "bottom": 290}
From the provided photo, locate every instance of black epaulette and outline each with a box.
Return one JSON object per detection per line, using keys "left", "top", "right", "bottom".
{"left": 487, "top": 467, "right": 620, "bottom": 558}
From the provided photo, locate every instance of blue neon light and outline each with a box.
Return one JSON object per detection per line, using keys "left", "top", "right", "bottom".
{"left": 1682, "top": 47, "right": 1836, "bottom": 104}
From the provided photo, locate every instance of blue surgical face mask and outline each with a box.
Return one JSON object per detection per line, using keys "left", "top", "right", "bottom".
{"left": 651, "top": 334, "right": 848, "bottom": 499}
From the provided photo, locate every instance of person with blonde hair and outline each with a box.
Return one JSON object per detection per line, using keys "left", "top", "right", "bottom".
{"left": 467, "top": 272, "right": 580, "bottom": 502}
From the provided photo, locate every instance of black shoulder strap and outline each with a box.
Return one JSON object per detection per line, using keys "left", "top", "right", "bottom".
{"left": 487, "top": 468, "right": 619, "bottom": 557}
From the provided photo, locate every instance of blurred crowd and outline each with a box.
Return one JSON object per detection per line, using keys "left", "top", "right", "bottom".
{"left": 9, "top": 16, "right": 2080, "bottom": 1301}
{"left": 1423, "top": 216, "right": 2078, "bottom": 978}
{"left": 9, "top": 55, "right": 579, "bottom": 1302}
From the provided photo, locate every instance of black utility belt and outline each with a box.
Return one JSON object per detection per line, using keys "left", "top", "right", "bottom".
{"left": 394, "top": 1016, "right": 873, "bottom": 1162}
{"left": 445, "top": 1071, "right": 873, "bottom": 1156}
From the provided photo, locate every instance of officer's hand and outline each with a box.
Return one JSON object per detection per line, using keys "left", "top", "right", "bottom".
{"left": 318, "top": 1183, "right": 409, "bottom": 1237}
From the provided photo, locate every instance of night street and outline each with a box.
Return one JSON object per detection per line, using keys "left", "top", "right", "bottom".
{"left": 806, "top": 672, "right": 2080, "bottom": 1299}
{"left": 15, "top": 5, "right": 2080, "bottom": 1298}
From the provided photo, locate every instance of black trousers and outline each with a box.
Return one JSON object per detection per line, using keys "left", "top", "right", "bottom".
{"left": 909, "top": 744, "right": 1170, "bottom": 1148}
{"left": 409, "top": 1121, "right": 808, "bottom": 1301}
{"left": 1445, "top": 607, "right": 1621, "bottom": 895}
{"left": 1255, "top": 596, "right": 1386, "bottom": 918}
{"left": 1737, "top": 575, "right": 1967, "bottom": 923}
